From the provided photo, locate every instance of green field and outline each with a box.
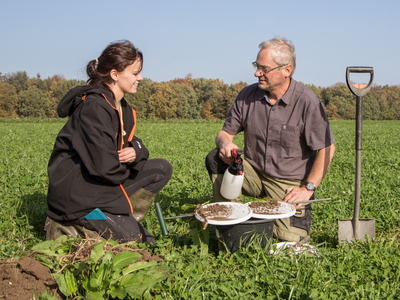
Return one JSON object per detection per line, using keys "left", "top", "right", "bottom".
{"left": 1, "top": 119, "right": 400, "bottom": 299}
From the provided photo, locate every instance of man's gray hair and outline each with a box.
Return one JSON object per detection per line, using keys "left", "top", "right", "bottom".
{"left": 259, "top": 36, "right": 296, "bottom": 76}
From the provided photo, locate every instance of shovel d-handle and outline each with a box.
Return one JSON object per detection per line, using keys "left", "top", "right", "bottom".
{"left": 346, "top": 66, "right": 374, "bottom": 97}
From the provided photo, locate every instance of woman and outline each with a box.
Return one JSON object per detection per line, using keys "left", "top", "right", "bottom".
{"left": 45, "top": 40, "right": 172, "bottom": 243}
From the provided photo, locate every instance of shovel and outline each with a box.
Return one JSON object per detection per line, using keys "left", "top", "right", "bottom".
{"left": 338, "top": 66, "right": 376, "bottom": 243}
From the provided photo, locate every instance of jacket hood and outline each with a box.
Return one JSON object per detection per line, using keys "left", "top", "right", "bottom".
{"left": 57, "top": 85, "right": 113, "bottom": 118}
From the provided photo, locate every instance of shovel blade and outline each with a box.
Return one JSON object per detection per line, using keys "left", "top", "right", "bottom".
{"left": 338, "top": 219, "right": 375, "bottom": 243}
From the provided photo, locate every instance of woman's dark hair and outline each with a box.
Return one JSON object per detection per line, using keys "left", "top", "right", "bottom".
{"left": 86, "top": 40, "right": 143, "bottom": 86}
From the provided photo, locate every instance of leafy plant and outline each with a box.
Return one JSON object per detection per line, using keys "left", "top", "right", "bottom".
{"left": 33, "top": 236, "right": 167, "bottom": 299}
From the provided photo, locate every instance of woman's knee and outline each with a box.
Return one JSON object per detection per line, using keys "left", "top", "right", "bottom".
{"left": 155, "top": 158, "right": 173, "bottom": 178}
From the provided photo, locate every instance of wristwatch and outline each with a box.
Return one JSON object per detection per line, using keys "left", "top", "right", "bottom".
{"left": 304, "top": 182, "right": 317, "bottom": 191}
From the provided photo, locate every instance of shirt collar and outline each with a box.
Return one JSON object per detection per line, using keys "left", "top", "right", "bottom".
{"left": 255, "top": 85, "right": 266, "bottom": 101}
{"left": 255, "top": 79, "right": 297, "bottom": 105}
{"left": 280, "top": 79, "right": 297, "bottom": 105}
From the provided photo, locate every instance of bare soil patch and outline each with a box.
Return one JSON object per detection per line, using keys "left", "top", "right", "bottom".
{"left": 0, "top": 257, "right": 61, "bottom": 299}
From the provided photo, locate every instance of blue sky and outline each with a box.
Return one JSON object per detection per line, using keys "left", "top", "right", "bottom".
{"left": 1, "top": 0, "right": 398, "bottom": 87}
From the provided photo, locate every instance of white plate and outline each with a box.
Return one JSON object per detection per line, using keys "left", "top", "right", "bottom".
{"left": 246, "top": 201, "right": 296, "bottom": 219}
{"left": 195, "top": 202, "right": 252, "bottom": 225}
{"left": 269, "top": 242, "right": 318, "bottom": 256}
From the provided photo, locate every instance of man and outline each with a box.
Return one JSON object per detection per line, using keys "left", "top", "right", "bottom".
{"left": 205, "top": 36, "right": 335, "bottom": 242}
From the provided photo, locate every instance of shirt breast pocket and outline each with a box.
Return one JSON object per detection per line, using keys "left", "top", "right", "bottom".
{"left": 280, "top": 124, "right": 303, "bottom": 157}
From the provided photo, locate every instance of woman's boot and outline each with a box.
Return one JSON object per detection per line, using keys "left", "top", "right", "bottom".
{"left": 129, "top": 188, "right": 157, "bottom": 222}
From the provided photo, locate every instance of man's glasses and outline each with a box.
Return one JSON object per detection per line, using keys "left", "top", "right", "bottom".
{"left": 252, "top": 62, "right": 287, "bottom": 74}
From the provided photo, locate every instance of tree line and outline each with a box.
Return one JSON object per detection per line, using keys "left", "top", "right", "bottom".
{"left": 1, "top": 71, "right": 399, "bottom": 120}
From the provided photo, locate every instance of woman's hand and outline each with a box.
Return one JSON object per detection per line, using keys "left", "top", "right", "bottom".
{"left": 118, "top": 147, "right": 136, "bottom": 163}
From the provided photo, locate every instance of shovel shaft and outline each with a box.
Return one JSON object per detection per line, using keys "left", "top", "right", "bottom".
{"left": 290, "top": 198, "right": 332, "bottom": 204}
{"left": 353, "top": 95, "right": 362, "bottom": 237}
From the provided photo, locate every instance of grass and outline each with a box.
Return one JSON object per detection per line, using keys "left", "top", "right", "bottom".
{"left": 1, "top": 119, "right": 400, "bottom": 299}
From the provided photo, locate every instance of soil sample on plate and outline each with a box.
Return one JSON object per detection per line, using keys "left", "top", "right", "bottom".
{"left": 195, "top": 203, "right": 233, "bottom": 221}
{"left": 248, "top": 199, "right": 284, "bottom": 215}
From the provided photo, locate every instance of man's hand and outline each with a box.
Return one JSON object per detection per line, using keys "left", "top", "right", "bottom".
{"left": 218, "top": 143, "right": 239, "bottom": 164}
{"left": 216, "top": 130, "right": 238, "bottom": 164}
{"left": 284, "top": 186, "right": 314, "bottom": 209}
{"left": 118, "top": 147, "right": 136, "bottom": 164}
